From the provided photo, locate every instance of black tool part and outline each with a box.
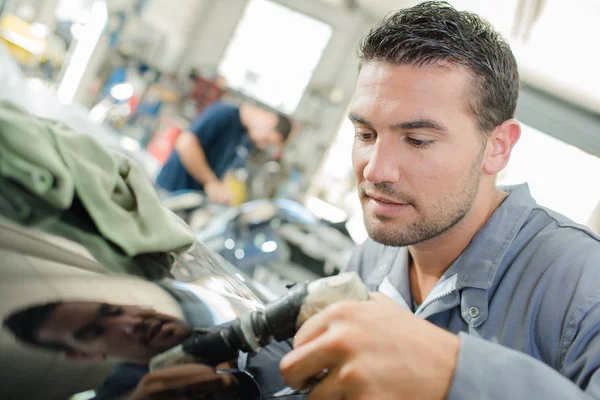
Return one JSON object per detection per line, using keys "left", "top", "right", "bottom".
{"left": 230, "top": 316, "right": 258, "bottom": 353}
{"left": 182, "top": 326, "right": 242, "bottom": 366}
{"left": 251, "top": 311, "right": 271, "bottom": 348}
{"left": 180, "top": 282, "right": 309, "bottom": 365}
{"left": 264, "top": 282, "right": 309, "bottom": 341}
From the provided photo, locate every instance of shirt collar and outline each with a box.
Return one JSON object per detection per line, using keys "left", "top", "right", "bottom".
{"left": 374, "top": 183, "right": 536, "bottom": 319}
{"left": 377, "top": 247, "right": 413, "bottom": 310}
{"left": 454, "top": 183, "right": 536, "bottom": 291}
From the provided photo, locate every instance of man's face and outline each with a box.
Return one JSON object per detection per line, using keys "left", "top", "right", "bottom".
{"left": 247, "top": 112, "right": 283, "bottom": 150}
{"left": 249, "top": 127, "right": 283, "bottom": 150}
{"left": 350, "top": 62, "right": 487, "bottom": 247}
{"left": 36, "top": 302, "right": 192, "bottom": 362}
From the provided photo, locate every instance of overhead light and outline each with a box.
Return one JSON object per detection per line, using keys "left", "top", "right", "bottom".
{"left": 30, "top": 23, "right": 49, "bottom": 38}
{"left": 235, "top": 249, "right": 245, "bottom": 259}
{"left": 260, "top": 240, "right": 278, "bottom": 253}
{"left": 69, "top": 23, "right": 84, "bottom": 40}
{"left": 57, "top": 1, "right": 108, "bottom": 104}
{"left": 120, "top": 136, "right": 140, "bottom": 152}
{"left": 110, "top": 83, "right": 133, "bottom": 101}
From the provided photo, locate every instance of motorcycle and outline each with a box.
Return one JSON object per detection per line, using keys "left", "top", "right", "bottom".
{"left": 160, "top": 192, "right": 356, "bottom": 295}
{"left": 88, "top": 81, "right": 136, "bottom": 129}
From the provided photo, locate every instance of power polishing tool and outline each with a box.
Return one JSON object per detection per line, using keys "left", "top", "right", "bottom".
{"left": 150, "top": 272, "right": 369, "bottom": 371}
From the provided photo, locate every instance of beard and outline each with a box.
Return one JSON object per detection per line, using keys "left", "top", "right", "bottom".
{"left": 361, "top": 154, "right": 483, "bottom": 247}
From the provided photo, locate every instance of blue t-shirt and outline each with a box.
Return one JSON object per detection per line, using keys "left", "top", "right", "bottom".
{"left": 156, "top": 102, "right": 248, "bottom": 192}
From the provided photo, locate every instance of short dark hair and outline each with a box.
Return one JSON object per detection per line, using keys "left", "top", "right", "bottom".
{"left": 3, "top": 302, "right": 71, "bottom": 352}
{"left": 275, "top": 113, "right": 293, "bottom": 140}
{"left": 358, "top": 1, "right": 519, "bottom": 133}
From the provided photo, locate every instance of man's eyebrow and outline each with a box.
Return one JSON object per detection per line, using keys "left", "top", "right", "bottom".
{"left": 390, "top": 119, "right": 448, "bottom": 132}
{"left": 348, "top": 113, "right": 448, "bottom": 132}
{"left": 348, "top": 112, "right": 373, "bottom": 128}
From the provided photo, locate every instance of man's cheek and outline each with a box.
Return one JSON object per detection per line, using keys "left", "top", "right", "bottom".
{"left": 420, "top": 158, "right": 462, "bottom": 182}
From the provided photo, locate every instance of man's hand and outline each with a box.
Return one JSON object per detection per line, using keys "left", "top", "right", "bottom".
{"left": 130, "top": 363, "right": 237, "bottom": 400}
{"left": 280, "top": 292, "right": 460, "bottom": 400}
{"left": 204, "top": 180, "right": 232, "bottom": 205}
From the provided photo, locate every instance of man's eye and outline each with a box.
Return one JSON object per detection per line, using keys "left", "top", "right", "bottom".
{"left": 406, "top": 137, "right": 433, "bottom": 148}
{"left": 355, "top": 132, "right": 375, "bottom": 141}
{"left": 91, "top": 326, "right": 104, "bottom": 337}
{"left": 82, "top": 325, "right": 105, "bottom": 341}
{"left": 99, "top": 304, "right": 124, "bottom": 317}
{"left": 109, "top": 306, "right": 124, "bottom": 317}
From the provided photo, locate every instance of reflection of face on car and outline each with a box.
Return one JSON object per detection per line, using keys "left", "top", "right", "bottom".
{"left": 0, "top": 45, "right": 298, "bottom": 398}
{"left": 0, "top": 220, "right": 295, "bottom": 399}
{"left": 4, "top": 270, "right": 266, "bottom": 364}
{"left": 5, "top": 301, "right": 193, "bottom": 363}
{"left": 0, "top": 205, "right": 279, "bottom": 399}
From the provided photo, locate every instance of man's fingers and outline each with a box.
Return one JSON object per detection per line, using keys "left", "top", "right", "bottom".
{"left": 164, "top": 370, "right": 232, "bottom": 390}
{"left": 292, "top": 315, "right": 329, "bottom": 349}
{"left": 142, "top": 364, "right": 213, "bottom": 380}
{"left": 137, "top": 364, "right": 236, "bottom": 395}
{"left": 306, "top": 368, "right": 344, "bottom": 400}
{"left": 294, "top": 293, "right": 394, "bottom": 350}
{"left": 281, "top": 331, "right": 341, "bottom": 390}
{"left": 369, "top": 291, "right": 395, "bottom": 302}
{"left": 293, "top": 300, "right": 363, "bottom": 348}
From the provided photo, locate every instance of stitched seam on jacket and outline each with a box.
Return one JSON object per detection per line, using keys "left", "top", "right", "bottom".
{"left": 559, "top": 288, "right": 600, "bottom": 370}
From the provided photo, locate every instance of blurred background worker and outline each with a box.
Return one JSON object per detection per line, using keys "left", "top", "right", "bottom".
{"left": 155, "top": 101, "right": 293, "bottom": 204}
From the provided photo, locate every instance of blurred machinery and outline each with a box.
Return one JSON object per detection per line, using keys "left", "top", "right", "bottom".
{"left": 0, "top": 12, "right": 65, "bottom": 74}
{"left": 161, "top": 194, "right": 355, "bottom": 296}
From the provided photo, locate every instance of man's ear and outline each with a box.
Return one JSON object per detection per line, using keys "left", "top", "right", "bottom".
{"left": 65, "top": 350, "right": 106, "bottom": 361}
{"left": 483, "top": 119, "right": 521, "bottom": 175}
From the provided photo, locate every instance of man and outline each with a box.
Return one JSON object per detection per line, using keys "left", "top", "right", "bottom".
{"left": 4, "top": 294, "right": 292, "bottom": 398}
{"left": 4, "top": 301, "right": 233, "bottom": 399}
{"left": 156, "top": 101, "right": 293, "bottom": 204}
{"left": 278, "top": 2, "right": 600, "bottom": 399}
{"left": 4, "top": 302, "right": 193, "bottom": 364}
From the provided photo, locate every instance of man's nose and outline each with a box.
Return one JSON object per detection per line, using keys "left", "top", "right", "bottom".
{"left": 106, "top": 315, "right": 143, "bottom": 337}
{"left": 362, "top": 138, "right": 401, "bottom": 184}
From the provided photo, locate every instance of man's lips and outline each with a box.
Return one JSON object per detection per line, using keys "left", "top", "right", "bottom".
{"left": 365, "top": 193, "right": 411, "bottom": 216}
{"left": 365, "top": 192, "right": 407, "bottom": 205}
{"left": 145, "top": 321, "right": 164, "bottom": 343}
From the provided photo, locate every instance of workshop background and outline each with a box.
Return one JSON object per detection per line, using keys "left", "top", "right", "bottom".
{"left": 0, "top": 0, "right": 599, "bottom": 399}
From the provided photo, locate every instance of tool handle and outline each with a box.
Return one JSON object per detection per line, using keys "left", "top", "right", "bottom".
{"left": 296, "top": 271, "right": 369, "bottom": 327}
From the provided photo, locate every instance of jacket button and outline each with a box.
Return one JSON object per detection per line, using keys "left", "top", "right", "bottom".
{"left": 469, "top": 307, "right": 480, "bottom": 318}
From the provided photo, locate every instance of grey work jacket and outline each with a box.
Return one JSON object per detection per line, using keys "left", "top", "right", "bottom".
{"left": 345, "top": 184, "right": 600, "bottom": 399}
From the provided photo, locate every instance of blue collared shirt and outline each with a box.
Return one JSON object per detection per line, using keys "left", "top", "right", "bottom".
{"left": 345, "top": 183, "right": 600, "bottom": 399}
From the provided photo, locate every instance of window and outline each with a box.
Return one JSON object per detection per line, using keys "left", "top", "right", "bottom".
{"left": 218, "top": 0, "right": 332, "bottom": 114}
{"left": 510, "top": 0, "right": 600, "bottom": 106}
{"left": 497, "top": 123, "right": 600, "bottom": 226}
{"left": 452, "top": 0, "right": 600, "bottom": 110}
